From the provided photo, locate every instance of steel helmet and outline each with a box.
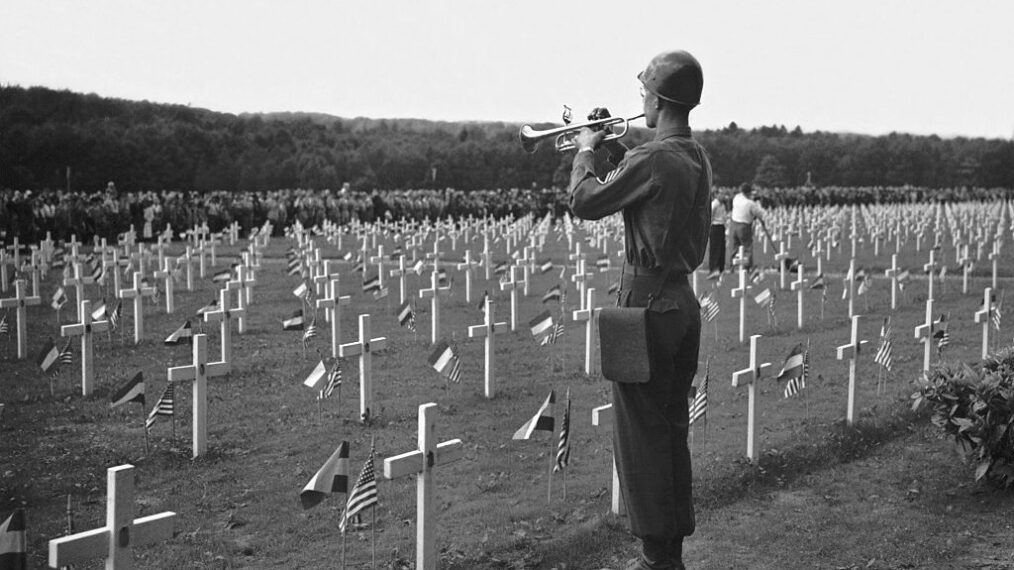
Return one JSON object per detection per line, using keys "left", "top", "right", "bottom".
{"left": 638, "top": 50, "right": 703, "bottom": 107}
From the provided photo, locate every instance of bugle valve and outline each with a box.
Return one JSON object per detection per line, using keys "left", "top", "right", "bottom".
{"left": 519, "top": 113, "right": 645, "bottom": 153}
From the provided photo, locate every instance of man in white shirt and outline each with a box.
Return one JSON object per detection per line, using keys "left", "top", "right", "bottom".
{"left": 729, "top": 183, "right": 765, "bottom": 270}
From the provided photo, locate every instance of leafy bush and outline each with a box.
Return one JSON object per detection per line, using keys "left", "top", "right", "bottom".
{"left": 912, "top": 347, "right": 1014, "bottom": 487}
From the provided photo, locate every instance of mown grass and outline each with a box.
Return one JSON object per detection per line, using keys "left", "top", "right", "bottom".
{"left": 2, "top": 220, "right": 1013, "bottom": 569}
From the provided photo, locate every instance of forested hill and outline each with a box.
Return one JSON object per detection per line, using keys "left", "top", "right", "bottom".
{"left": 2, "top": 85, "right": 1012, "bottom": 193}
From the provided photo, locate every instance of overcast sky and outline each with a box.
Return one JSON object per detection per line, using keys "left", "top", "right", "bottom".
{"left": 2, "top": 0, "right": 1012, "bottom": 139}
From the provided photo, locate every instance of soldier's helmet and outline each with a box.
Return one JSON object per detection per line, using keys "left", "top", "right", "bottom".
{"left": 638, "top": 50, "right": 704, "bottom": 107}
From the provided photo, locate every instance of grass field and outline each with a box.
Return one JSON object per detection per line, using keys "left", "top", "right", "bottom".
{"left": 4, "top": 210, "right": 1014, "bottom": 569}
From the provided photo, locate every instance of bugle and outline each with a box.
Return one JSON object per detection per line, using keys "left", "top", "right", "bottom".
{"left": 518, "top": 113, "right": 645, "bottom": 153}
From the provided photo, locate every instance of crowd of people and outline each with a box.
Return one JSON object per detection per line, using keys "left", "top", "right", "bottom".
{"left": 1, "top": 183, "right": 1006, "bottom": 246}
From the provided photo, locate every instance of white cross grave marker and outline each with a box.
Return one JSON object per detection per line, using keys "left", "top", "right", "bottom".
{"left": 60, "top": 299, "right": 110, "bottom": 396}
{"left": 383, "top": 403, "right": 465, "bottom": 570}
{"left": 117, "top": 272, "right": 155, "bottom": 345}
{"left": 0, "top": 279, "right": 41, "bottom": 359}
{"left": 467, "top": 297, "right": 509, "bottom": 399}
{"left": 591, "top": 403, "right": 625, "bottom": 516}
{"left": 167, "top": 334, "right": 230, "bottom": 457}
{"left": 730, "top": 247, "right": 749, "bottom": 344}
{"left": 48, "top": 464, "right": 176, "bottom": 570}
{"left": 316, "top": 272, "right": 351, "bottom": 358}
{"left": 974, "top": 287, "right": 995, "bottom": 360}
{"left": 836, "top": 315, "right": 869, "bottom": 426}
{"left": 339, "top": 314, "right": 388, "bottom": 423}
{"left": 63, "top": 263, "right": 95, "bottom": 321}
{"left": 790, "top": 264, "right": 808, "bottom": 330}
{"left": 731, "top": 334, "right": 771, "bottom": 462}
{"left": 152, "top": 257, "right": 176, "bottom": 314}
{"left": 572, "top": 287, "right": 602, "bottom": 375}
{"left": 914, "top": 297, "right": 936, "bottom": 373}
{"left": 204, "top": 287, "right": 244, "bottom": 366}
{"left": 500, "top": 265, "right": 524, "bottom": 332}
{"left": 419, "top": 265, "right": 451, "bottom": 344}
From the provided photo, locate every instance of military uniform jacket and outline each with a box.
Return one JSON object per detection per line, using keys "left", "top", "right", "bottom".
{"left": 569, "top": 125, "right": 712, "bottom": 311}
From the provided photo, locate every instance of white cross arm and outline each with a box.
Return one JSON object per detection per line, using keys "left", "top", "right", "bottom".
{"left": 338, "top": 337, "right": 388, "bottom": 358}
{"left": 974, "top": 307, "right": 992, "bottom": 323}
{"left": 167, "top": 361, "right": 230, "bottom": 382}
{"left": 591, "top": 403, "right": 613, "bottom": 426}
{"left": 316, "top": 295, "right": 350, "bottom": 310}
{"left": 467, "top": 323, "right": 508, "bottom": 338}
{"left": 572, "top": 307, "right": 600, "bottom": 322}
{"left": 732, "top": 363, "right": 771, "bottom": 387}
{"left": 62, "top": 319, "right": 110, "bottom": 337}
{"left": 49, "top": 511, "right": 175, "bottom": 567}
{"left": 204, "top": 306, "right": 246, "bottom": 324}
{"left": 383, "top": 439, "right": 465, "bottom": 480}
{"left": 914, "top": 323, "right": 932, "bottom": 339}
{"left": 836, "top": 340, "right": 869, "bottom": 360}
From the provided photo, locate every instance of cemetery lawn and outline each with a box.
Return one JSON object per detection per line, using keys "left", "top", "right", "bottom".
{"left": 3, "top": 230, "right": 1014, "bottom": 569}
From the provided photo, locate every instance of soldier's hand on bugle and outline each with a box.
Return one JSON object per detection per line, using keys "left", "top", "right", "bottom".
{"left": 573, "top": 128, "right": 607, "bottom": 153}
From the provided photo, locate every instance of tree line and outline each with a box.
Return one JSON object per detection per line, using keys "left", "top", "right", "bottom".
{"left": 2, "top": 85, "right": 1012, "bottom": 193}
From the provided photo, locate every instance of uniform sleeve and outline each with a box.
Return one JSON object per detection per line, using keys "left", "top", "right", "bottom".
{"left": 569, "top": 147, "right": 654, "bottom": 221}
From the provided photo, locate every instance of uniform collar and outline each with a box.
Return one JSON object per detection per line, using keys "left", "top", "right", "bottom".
{"left": 655, "top": 125, "right": 693, "bottom": 140}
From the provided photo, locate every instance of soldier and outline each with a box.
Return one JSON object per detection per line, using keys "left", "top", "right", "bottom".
{"left": 569, "top": 50, "right": 710, "bottom": 570}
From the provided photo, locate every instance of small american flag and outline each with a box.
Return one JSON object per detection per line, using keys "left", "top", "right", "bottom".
{"left": 0, "top": 314, "right": 8, "bottom": 335}
{"left": 324, "top": 359, "right": 342, "bottom": 399}
{"left": 303, "top": 318, "right": 319, "bottom": 348}
{"left": 874, "top": 318, "right": 894, "bottom": 372}
{"left": 689, "top": 359, "right": 709, "bottom": 426}
{"left": 553, "top": 390, "right": 571, "bottom": 472}
{"left": 541, "top": 321, "right": 565, "bottom": 346}
{"left": 339, "top": 442, "right": 379, "bottom": 534}
{"left": 699, "top": 293, "right": 720, "bottom": 322}
{"left": 58, "top": 338, "right": 74, "bottom": 366}
{"left": 145, "top": 382, "right": 175, "bottom": 429}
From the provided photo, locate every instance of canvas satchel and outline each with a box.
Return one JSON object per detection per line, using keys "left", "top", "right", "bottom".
{"left": 598, "top": 267, "right": 671, "bottom": 383}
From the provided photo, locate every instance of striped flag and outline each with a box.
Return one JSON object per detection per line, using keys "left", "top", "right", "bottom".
{"left": 0, "top": 315, "right": 7, "bottom": 336}
{"left": 934, "top": 314, "right": 951, "bottom": 354}
{"left": 303, "top": 318, "right": 319, "bottom": 348}
{"left": 754, "top": 288, "right": 773, "bottom": 308}
{"left": 0, "top": 509, "right": 26, "bottom": 570}
{"left": 397, "top": 301, "right": 416, "bottom": 332}
{"left": 596, "top": 254, "right": 610, "bottom": 272}
{"left": 362, "top": 274, "right": 380, "bottom": 294}
{"left": 110, "top": 371, "right": 145, "bottom": 408}
{"left": 699, "top": 292, "right": 720, "bottom": 322}
{"left": 874, "top": 317, "right": 894, "bottom": 372}
{"left": 494, "top": 261, "right": 508, "bottom": 276}
{"left": 292, "top": 281, "right": 310, "bottom": 300}
{"left": 513, "top": 390, "right": 555, "bottom": 440}
{"left": 608, "top": 281, "right": 620, "bottom": 296}
{"left": 303, "top": 359, "right": 328, "bottom": 391}
{"left": 283, "top": 310, "right": 305, "bottom": 331}
{"left": 539, "top": 259, "right": 554, "bottom": 274}
{"left": 542, "top": 284, "right": 563, "bottom": 304}
{"left": 553, "top": 390, "right": 571, "bottom": 472}
{"left": 51, "top": 286, "right": 67, "bottom": 310}
{"left": 196, "top": 298, "right": 221, "bottom": 314}
{"left": 164, "top": 320, "right": 193, "bottom": 345}
{"left": 57, "top": 338, "right": 73, "bottom": 366}
{"left": 324, "top": 359, "right": 342, "bottom": 399}
{"left": 689, "top": 359, "right": 709, "bottom": 426}
{"left": 541, "top": 320, "right": 565, "bottom": 346}
{"left": 300, "top": 441, "right": 350, "bottom": 509}
{"left": 428, "top": 340, "right": 462, "bottom": 383}
{"left": 897, "top": 269, "right": 911, "bottom": 291}
{"left": 778, "top": 342, "right": 807, "bottom": 398}
{"left": 145, "top": 382, "right": 175, "bottom": 429}
{"left": 36, "top": 337, "right": 60, "bottom": 373}
{"left": 529, "top": 310, "right": 554, "bottom": 343}
{"left": 91, "top": 298, "right": 107, "bottom": 321}
{"left": 809, "top": 274, "right": 826, "bottom": 289}
{"left": 993, "top": 296, "right": 1003, "bottom": 331}
{"left": 107, "top": 300, "right": 122, "bottom": 329}
{"left": 412, "top": 260, "right": 425, "bottom": 275}
{"left": 339, "top": 442, "right": 379, "bottom": 533}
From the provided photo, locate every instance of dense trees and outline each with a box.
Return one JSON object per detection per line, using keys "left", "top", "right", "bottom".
{"left": 2, "top": 85, "right": 1012, "bottom": 193}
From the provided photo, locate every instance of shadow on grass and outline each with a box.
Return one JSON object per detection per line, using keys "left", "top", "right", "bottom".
{"left": 463, "top": 404, "right": 929, "bottom": 570}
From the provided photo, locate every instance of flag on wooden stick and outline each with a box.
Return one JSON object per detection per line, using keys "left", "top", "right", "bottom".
{"left": 145, "top": 382, "right": 175, "bottom": 429}
{"left": 689, "top": 359, "right": 710, "bottom": 425}
{"left": 339, "top": 441, "right": 379, "bottom": 533}
{"left": 164, "top": 320, "right": 193, "bottom": 345}
{"left": 874, "top": 318, "right": 894, "bottom": 372}
{"left": 553, "top": 390, "right": 571, "bottom": 472}
{"left": 428, "top": 340, "right": 462, "bottom": 383}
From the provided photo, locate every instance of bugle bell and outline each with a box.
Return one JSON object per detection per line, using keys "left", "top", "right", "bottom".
{"left": 518, "top": 113, "right": 644, "bottom": 153}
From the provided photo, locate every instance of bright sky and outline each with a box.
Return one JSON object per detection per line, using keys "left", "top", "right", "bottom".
{"left": 2, "top": 0, "right": 1012, "bottom": 139}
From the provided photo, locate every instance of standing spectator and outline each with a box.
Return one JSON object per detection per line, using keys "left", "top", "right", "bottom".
{"left": 708, "top": 187, "right": 728, "bottom": 277}
{"left": 729, "top": 183, "right": 765, "bottom": 270}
